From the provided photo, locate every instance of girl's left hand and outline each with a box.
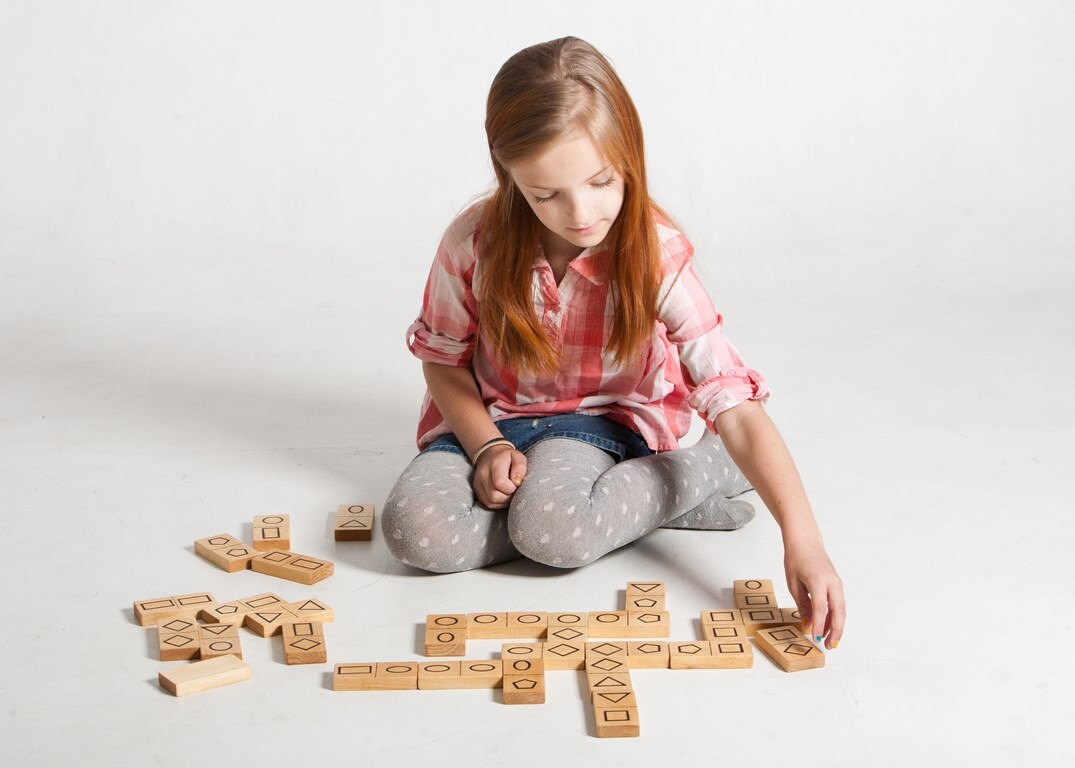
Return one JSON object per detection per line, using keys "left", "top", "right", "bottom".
{"left": 783, "top": 541, "right": 846, "bottom": 650}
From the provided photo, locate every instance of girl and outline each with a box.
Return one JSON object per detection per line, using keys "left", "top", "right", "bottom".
{"left": 383, "top": 37, "right": 845, "bottom": 649}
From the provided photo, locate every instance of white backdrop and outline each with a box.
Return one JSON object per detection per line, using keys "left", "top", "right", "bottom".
{"left": 2, "top": 2, "right": 1072, "bottom": 766}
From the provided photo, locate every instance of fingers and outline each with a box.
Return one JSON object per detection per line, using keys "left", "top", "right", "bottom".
{"left": 508, "top": 450, "right": 528, "bottom": 486}
{"left": 807, "top": 578, "right": 830, "bottom": 647}
{"left": 825, "top": 581, "right": 846, "bottom": 649}
{"left": 788, "top": 579, "right": 812, "bottom": 634}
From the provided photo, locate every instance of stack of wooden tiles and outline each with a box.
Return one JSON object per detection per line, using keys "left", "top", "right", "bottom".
{"left": 585, "top": 642, "right": 639, "bottom": 737}
{"left": 335, "top": 503, "right": 375, "bottom": 541}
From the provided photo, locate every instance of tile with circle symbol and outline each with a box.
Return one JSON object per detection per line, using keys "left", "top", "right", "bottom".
{"left": 733, "top": 579, "right": 774, "bottom": 596}
{"left": 338, "top": 503, "right": 375, "bottom": 517}
{"left": 458, "top": 660, "right": 503, "bottom": 689}
{"left": 548, "top": 612, "right": 588, "bottom": 627}
{"left": 426, "top": 613, "right": 466, "bottom": 630}
{"left": 627, "top": 641, "right": 670, "bottom": 669}
{"left": 541, "top": 641, "right": 586, "bottom": 670}
{"left": 501, "top": 643, "right": 542, "bottom": 660}
{"left": 588, "top": 611, "right": 630, "bottom": 637}
{"left": 425, "top": 628, "right": 466, "bottom": 656}
{"left": 200, "top": 636, "right": 243, "bottom": 660}
{"left": 466, "top": 612, "right": 508, "bottom": 639}
{"left": 418, "top": 662, "right": 463, "bottom": 690}
{"left": 548, "top": 626, "right": 586, "bottom": 643}
{"left": 253, "top": 515, "right": 291, "bottom": 551}
{"left": 780, "top": 607, "right": 808, "bottom": 633}
{"left": 754, "top": 626, "right": 824, "bottom": 672}
{"left": 506, "top": 612, "right": 548, "bottom": 638}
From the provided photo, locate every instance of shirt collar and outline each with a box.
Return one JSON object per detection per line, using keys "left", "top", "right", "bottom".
{"left": 534, "top": 244, "right": 610, "bottom": 286}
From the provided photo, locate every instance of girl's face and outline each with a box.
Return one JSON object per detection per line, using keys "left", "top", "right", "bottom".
{"left": 508, "top": 133, "right": 625, "bottom": 256}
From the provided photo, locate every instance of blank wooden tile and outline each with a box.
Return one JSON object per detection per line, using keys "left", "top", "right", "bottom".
{"left": 593, "top": 705, "right": 640, "bottom": 738}
{"left": 418, "top": 662, "right": 463, "bottom": 690}
{"left": 458, "top": 660, "right": 503, "bottom": 689}
{"left": 250, "top": 550, "right": 333, "bottom": 585}
{"left": 627, "top": 641, "right": 669, "bottom": 669}
{"left": 754, "top": 626, "right": 825, "bottom": 672}
{"left": 424, "top": 628, "right": 466, "bottom": 656}
{"left": 158, "top": 655, "right": 250, "bottom": 696}
{"left": 282, "top": 620, "right": 327, "bottom": 665}
{"left": 505, "top": 612, "right": 548, "bottom": 638}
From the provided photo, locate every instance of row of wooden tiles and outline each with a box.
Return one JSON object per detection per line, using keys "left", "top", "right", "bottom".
{"left": 193, "top": 535, "right": 334, "bottom": 583}
{"left": 424, "top": 611, "right": 670, "bottom": 647}
{"left": 135, "top": 591, "right": 332, "bottom": 627}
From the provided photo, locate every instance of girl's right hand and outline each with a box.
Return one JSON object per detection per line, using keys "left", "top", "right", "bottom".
{"left": 473, "top": 444, "right": 528, "bottom": 509}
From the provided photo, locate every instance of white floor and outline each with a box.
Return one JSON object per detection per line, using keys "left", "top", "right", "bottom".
{"left": 2, "top": 252, "right": 1071, "bottom": 766}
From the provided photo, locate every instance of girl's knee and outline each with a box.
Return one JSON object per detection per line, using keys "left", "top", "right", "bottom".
{"left": 507, "top": 510, "right": 602, "bottom": 569}
{"left": 381, "top": 496, "right": 466, "bottom": 573}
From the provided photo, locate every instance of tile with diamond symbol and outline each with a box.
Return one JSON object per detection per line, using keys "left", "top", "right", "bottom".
{"left": 281, "top": 620, "right": 327, "bottom": 664}
{"left": 542, "top": 640, "right": 586, "bottom": 670}
{"left": 502, "top": 658, "right": 545, "bottom": 704}
{"left": 754, "top": 625, "right": 824, "bottom": 672}
{"left": 586, "top": 656, "right": 629, "bottom": 675}
{"left": 157, "top": 627, "right": 200, "bottom": 661}
{"left": 585, "top": 641, "right": 629, "bottom": 660}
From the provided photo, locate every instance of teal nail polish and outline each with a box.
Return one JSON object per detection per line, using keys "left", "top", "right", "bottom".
{"left": 815, "top": 635, "right": 823, "bottom": 642}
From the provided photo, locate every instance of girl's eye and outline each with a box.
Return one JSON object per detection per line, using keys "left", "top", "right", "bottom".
{"left": 594, "top": 176, "right": 616, "bottom": 188}
{"left": 534, "top": 176, "right": 616, "bottom": 205}
{"left": 534, "top": 193, "right": 556, "bottom": 205}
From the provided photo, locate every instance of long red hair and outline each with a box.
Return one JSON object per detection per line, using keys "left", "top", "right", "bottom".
{"left": 477, "top": 37, "right": 677, "bottom": 376}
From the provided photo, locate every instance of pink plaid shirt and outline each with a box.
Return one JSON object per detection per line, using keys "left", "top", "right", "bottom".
{"left": 406, "top": 202, "right": 771, "bottom": 452}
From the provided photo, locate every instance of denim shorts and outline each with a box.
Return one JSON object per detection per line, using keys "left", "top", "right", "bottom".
{"left": 421, "top": 413, "right": 653, "bottom": 463}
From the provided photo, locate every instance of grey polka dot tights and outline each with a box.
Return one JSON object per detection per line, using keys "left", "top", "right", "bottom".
{"left": 381, "top": 430, "right": 754, "bottom": 573}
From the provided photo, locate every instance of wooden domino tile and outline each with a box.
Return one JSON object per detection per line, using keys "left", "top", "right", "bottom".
{"left": 585, "top": 654, "right": 631, "bottom": 682}
{"left": 781, "top": 607, "right": 808, "bottom": 633}
{"left": 281, "top": 620, "right": 327, "bottom": 665}
{"left": 592, "top": 688, "right": 638, "bottom": 708}
{"left": 243, "top": 606, "right": 298, "bottom": 637}
{"left": 333, "top": 663, "right": 419, "bottom": 691}
{"left": 418, "top": 662, "right": 463, "bottom": 690}
{"left": 547, "top": 625, "right": 587, "bottom": 643}
{"left": 425, "top": 614, "right": 467, "bottom": 655}
{"left": 207, "top": 593, "right": 285, "bottom": 627}
{"left": 548, "top": 612, "right": 587, "bottom": 627}
{"left": 754, "top": 625, "right": 825, "bottom": 672}
{"left": 157, "top": 617, "right": 201, "bottom": 661}
{"left": 250, "top": 550, "right": 333, "bottom": 585}
{"left": 335, "top": 504, "right": 375, "bottom": 541}
{"left": 593, "top": 705, "right": 640, "bottom": 738}
{"left": 502, "top": 658, "right": 545, "bottom": 705}
{"left": 252, "top": 515, "right": 291, "bottom": 551}
{"left": 739, "top": 608, "right": 786, "bottom": 636}
{"left": 708, "top": 639, "right": 754, "bottom": 669}
{"left": 133, "top": 592, "right": 216, "bottom": 627}
{"left": 626, "top": 641, "right": 670, "bottom": 669}
{"left": 735, "top": 591, "right": 778, "bottom": 610}
{"left": 587, "top": 671, "right": 633, "bottom": 696}
{"left": 734, "top": 579, "right": 774, "bottom": 596}
{"left": 505, "top": 612, "right": 548, "bottom": 639}
{"left": 466, "top": 612, "right": 508, "bottom": 639}
{"left": 458, "top": 660, "right": 503, "bottom": 689}
{"left": 669, "top": 641, "right": 716, "bottom": 670}
{"left": 287, "top": 598, "right": 334, "bottom": 624}
{"left": 588, "top": 611, "right": 630, "bottom": 637}
{"left": 194, "top": 534, "right": 256, "bottom": 572}
{"left": 541, "top": 639, "right": 586, "bottom": 670}
{"left": 501, "top": 643, "right": 543, "bottom": 660}
{"left": 585, "top": 641, "right": 629, "bottom": 660}
{"left": 159, "top": 655, "right": 250, "bottom": 696}
{"left": 333, "top": 663, "right": 377, "bottom": 690}
{"left": 425, "top": 628, "right": 466, "bottom": 656}
{"left": 625, "top": 611, "right": 670, "bottom": 638}
{"left": 701, "top": 623, "right": 748, "bottom": 642}
{"left": 626, "top": 594, "right": 666, "bottom": 611}
{"left": 199, "top": 623, "right": 243, "bottom": 660}
{"left": 626, "top": 581, "right": 665, "bottom": 596}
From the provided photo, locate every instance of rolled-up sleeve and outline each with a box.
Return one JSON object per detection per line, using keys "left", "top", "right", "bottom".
{"left": 657, "top": 245, "right": 772, "bottom": 432}
{"left": 405, "top": 224, "right": 480, "bottom": 367}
